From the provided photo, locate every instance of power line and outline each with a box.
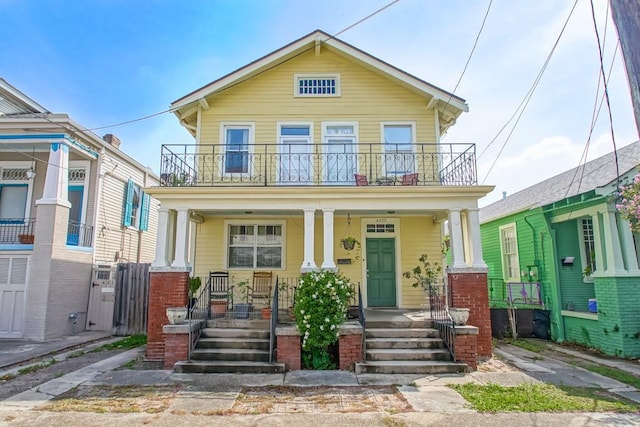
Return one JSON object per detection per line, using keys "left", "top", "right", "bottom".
{"left": 480, "top": 0, "right": 579, "bottom": 184}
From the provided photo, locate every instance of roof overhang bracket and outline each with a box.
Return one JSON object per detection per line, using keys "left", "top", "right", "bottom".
{"left": 198, "top": 98, "right": 209, "bottom": 110}
{"left": 315, "top": 36, "right": 322, "bottom": 56}
{"left": 427, "top": 96, "right": 439, "bottom": 110}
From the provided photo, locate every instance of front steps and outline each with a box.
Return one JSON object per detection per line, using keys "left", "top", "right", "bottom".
{"left": 174, "top": 319, "right": 285, "bottom": 374}
{"left": 355, "top": 318, "right": 467, "bottom": 374}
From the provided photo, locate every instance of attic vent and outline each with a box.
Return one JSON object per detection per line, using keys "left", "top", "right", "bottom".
{"left": 366, "top": 224, "right": 395, "bottom": 233}
{"left": 68, "top": 168, "right": 86, "bottom": 183}
{"left": 295, "top": 74, "right": 340, "bottom": 97}
{"left": 2, "top": 167, "right": 29, "bottom": 181}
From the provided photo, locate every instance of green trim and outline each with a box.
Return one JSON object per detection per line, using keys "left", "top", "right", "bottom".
{"left": 561, "top": 310, "right": 598, "bottom": 321}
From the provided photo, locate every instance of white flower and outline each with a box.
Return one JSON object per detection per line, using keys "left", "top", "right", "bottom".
{"left": 325, "top": 317, "right": 330, "bottom": 322}
{"left": 330, "top": 324, "right": 335, "bottom": 330}
{"left": 320, "top": 325, "right": 324, "bottom": 330}
{"left": 300, "top": 310, "right": 305, "bottom": 314}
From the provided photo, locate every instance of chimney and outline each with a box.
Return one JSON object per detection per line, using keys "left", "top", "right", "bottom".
{"left": 103, "top": 134, "right": 121, "bottom": 149}
{"left": 502, "top": 191, "right": 507, "bottom": 200}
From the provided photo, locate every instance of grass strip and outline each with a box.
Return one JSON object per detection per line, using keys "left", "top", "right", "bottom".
{"left": 450, "top": 383, "right": 638, "bottom": 413}
{"left": 90, "top": 335, "right": 146, "bottom": 352}
{"left": 500, "top": 338, "right": 547, "bottom": 354}
{"left": 574, "top": 362, "right": 640, "bottom": 389}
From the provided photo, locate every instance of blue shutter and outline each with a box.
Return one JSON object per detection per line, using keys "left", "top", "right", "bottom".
{"left": 139, "top": 191, "right": 150, "bottom": 231}
{"left": 123, "top": 179, "right": 134, "bottom": 227}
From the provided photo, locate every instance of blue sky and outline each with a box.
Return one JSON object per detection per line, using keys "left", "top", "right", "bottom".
{"left": 1, "top": 0, "right": 637, "bottom": 205}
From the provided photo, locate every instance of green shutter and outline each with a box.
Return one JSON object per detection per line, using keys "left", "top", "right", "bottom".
{"left": 139, "top": 191, "right": 150, "bottom": 231}
{"left": 123, "top": 179, "right": 134, "bottom": 227}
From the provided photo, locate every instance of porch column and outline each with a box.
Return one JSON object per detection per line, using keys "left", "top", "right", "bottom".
{"left": 448, "top": 209, "right": 467, "bottom": 268}
{"left": 602, "top": 209, "right": 625, "bottom": 274}
{"left": 321, "top": 209, "right": 336, "bottom": 270}
{"left": 618, "top": 212, "right": 640, "bottom": 273}
{"left": 301, "top": 208, "right": 317, "bottom": 272}
{"left": 38, "top": 142, "right": 71, "bottom": 207}
{"left": 171, "top": 207, "right": 191, "bottom": 269}
{"left": 466, "top": 208, "right": 487, "bottom": 269}
{"left": 151, "top": 208, "right": 170, "bottom": 268}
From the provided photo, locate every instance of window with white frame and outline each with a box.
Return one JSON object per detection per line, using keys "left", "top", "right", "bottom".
{"left": 323, "top": 124, "right": 356, "bottom": 183}
{"left": 294, "top": 74, "right": 340, "bottom": 97}
{"left": 499, "top": 223, "right": 520, "bottom": 281}
{"left": 0, "top": 164, "right": 32, "bottom": 223}
{"left": 223, "top": 125, "right": 251, "bottom": 174}
{"left": 227, "top": 223, "right": 283, "bottom": 269}
{"left": 382, "top": 123, "right": 415, "bottom": 175}
{"left": 581, "top": 218, "right": 596, "bottom": 277}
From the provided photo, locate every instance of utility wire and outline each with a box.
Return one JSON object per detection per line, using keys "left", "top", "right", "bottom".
{"left": 480, "top": 0, "right": 579, "bottom": 184}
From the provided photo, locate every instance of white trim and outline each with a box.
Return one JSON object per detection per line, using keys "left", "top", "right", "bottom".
{"left": 277, "top": 122, "right": 314, "bottom": 186}
{"left": 223, "top": 219, "right": 286, "bottom": 270}
{"left": 577, "top": 217, "right": 596, "bottom": 283}
{"left": 498, "top": 222, "right": 520, "bottom": 282}
{"left": 293, "top": 73, "right": 341, "bottom": 97}
{"left": 361, "top": 217, "right": 401, "bottom": 308}
{"left": 0, "top": 160, "right": 34, "bottom": 221}
{"left": 380, "top": 122, "right": 417, "bottom": 176}
{"left": 219, "top": 122, "right": 255, "bottom": 178}
{"left": 69, "top": 160, "right": 90, "bottom": 227}
{"left": 321, "top": 121, "right": 358, "bottom": 184}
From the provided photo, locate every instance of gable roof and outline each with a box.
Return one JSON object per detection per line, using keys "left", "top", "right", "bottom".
{"left": 0, "top": 78, "right": 49, "bottom": 116}
{"left": 172, "top": 29, "right": 468, "bottom": 128}
{"left": 480, "top": 140, "right": 640, "bottom": 223}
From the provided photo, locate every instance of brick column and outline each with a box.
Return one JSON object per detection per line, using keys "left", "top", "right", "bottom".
{"left": 276, "top": 325, "right": 301, "bottom": 370}
{"left": 452, "top": 326, "right": 479, "bottom": 370}
{"left": 146, "top": 270, "right": 189, "bottom": 361}
{"left": 163, "top": 333, "right": 189, "bottom": 368}
{"left": 448, "top": 269, "right": 492, "bottom": 358}
{"left": 338, "top": 321, "right": 363, "bottom": 370}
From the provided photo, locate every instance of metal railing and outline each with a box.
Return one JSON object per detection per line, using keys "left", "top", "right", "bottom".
{"left": 67, "top": 220, "right": 94, "bottom": 247}
{"left": 187, "top": 277, "right": 209, "bottom": 360}
{"left": 269, "top": 278, "right": 279, "bottom": 363}
{"left": 427, "top": 279, "right": 456, "bottom": 360}
{"left": 160, "top": 142, "right": 477, "bottom": 187}
{"left": 357, "top": 284, "right": 365, "bottom": 360}
{"left": 0, "top": 218, "right": 35, "bottom": 244}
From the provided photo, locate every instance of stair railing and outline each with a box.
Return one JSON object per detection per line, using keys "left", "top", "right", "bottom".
{"left": 357, "top": 284, "right": 366, "bottom": 360}
{"left": 428, "top": 279, "right": 455, "bottom": 360}
{"left": 187, "top": 277, "right": 209, "bottom": 360}
{"left": 269, "top": 277, "right": 279, "bottom": 363}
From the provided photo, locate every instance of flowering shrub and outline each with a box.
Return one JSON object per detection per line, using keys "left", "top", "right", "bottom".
{"left": 294, "top": 270, "right": 355, "bottom": 369}
{"left": 616, "top": 174, "right": 640, "bottom": 233}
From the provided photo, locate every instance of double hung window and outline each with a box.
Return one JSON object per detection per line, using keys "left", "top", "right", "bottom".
{"left": 228, "top": 223, "right": 283, "bottom": 269}
{"left": 383, "top": 123, "right": 415, "bottom": 175}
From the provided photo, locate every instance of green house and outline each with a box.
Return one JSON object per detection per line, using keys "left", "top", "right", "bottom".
{"left": 480, "top": 141, "right": 640, "bottom": 358}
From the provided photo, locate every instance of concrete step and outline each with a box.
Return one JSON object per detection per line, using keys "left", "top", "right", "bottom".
{"left": 201, "top": 328, "right": 269, "bottom": 339}
{"left": 365, "top": 348, "right": 452, "bottom": 362}
{"left": 174, "top": 360, "right": 285, "bottom": 374}
{"left": 355, "top": 360, "right": 467, "bottom": 375}
{"left": 206, "top": 319, "right": 270, "bottom": 329}
{"left": 365, "top": 319, "right": 433, "bottom": 329}
{"left": 197, "top": 337, "right": 270, "bottom": 350}
{"left": 365, "top": 328, "right": 440, "bottom": 339}
{"left": 191, "top": 348, "right": 270, "bottom": 362}
{"left": 366, "top": 337, "right": 445, "bottom": 350}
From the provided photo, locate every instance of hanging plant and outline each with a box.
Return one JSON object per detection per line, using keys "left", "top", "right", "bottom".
{"left": 340, "top": 236, "right": 359, "bottom": 251}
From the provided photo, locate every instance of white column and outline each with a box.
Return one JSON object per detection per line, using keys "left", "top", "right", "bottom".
{"left": 171, "top": 207, "right": 191, "bottom": 269}
{"left": 602, "top": 210, "right": 626, "bottom": 274}
{"left": 151, "top": 208, "right": 170, "bottom": 268}
{"left": 36, "top": 142, "right": 71, "bottom": 207}
{"left": 618, "top": 213, "right": 640, "bottom": 273}
{"left": 467, "top": 208, "right": 487, "bottom": 269}
{"left": 321, "top": 209, "right": 336, "bottom": 270}
{"left": 301, "top": 208, "right": 317, "bottom": 272}
{"left": 448, "top": 209, "right": 467, "bottom": 269}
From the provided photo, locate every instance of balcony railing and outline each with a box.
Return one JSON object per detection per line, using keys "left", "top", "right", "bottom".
{"left": 67, "top": 220, "right": 93, "bottom": 248}
{"left": 0, "top": 218, "right": 35, "bottom": 244}
{"left": 160, "top": 142, "right": 477, "bottom": 187}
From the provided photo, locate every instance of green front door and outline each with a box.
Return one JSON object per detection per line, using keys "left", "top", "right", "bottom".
{"left": 366, "top": 238, "right": 396, "bottom": 307}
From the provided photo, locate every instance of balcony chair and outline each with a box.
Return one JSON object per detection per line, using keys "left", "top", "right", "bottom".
{"left": 248, "top": 271, "right": 273, "bottom": 306}
{"left": 209, "top": 271, "right": 233, "bottom": 312}
{"left": 354, "top": 174, "right": 369, "bottom": 186}
{"left": 401, "top": 173, "right": 418, "bottom": 186}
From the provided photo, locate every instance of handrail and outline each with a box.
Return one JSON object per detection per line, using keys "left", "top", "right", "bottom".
{"left": 187, "top": 277, "right": 208, "bottom": 360}
{"left": 357, "top": 284, "right": 365, "bottom": 360}
{"left": 427, "top": 280, "right": 456, "bottom": 360}
{"left": 269, "top": 277, "right": 279, "bottom": 363}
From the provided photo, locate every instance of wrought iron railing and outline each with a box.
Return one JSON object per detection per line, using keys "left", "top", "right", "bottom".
{"left": 67, "top": 220, "right": 94, "bottom": 247}
{"left": 269, "top": 278, "right": 279, "bottom": 363}
{"left": 187, "top": 276, "right": 209, "bottom": 360}
{"left": 0, "top": 218, "right": 35, "bottom": 244}
{"left": 507, "top": 282, "right": 543, "bottom": 306}
{"left": 427, "top": 279, "right": 455, "bottom": 360}
{"left": 160, "top": 142, "right": 477, "bottom": 187}
{"left": 357, "top": 284, "right": 365, "bottom": 360}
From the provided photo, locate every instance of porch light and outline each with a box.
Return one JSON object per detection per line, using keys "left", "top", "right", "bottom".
{"left": 26, "top": 145, "right": 36, "bottom": 180}
{"left": 26, "top": 168, "right": 35, "bottom": 180}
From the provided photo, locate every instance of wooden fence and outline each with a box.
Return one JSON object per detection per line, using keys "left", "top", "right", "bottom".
{"left": 113, "top": 262, "right": 150, "bottom": 336}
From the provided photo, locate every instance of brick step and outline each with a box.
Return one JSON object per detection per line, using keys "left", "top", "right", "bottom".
{"left": 365, "top": 348, "right": 452, "bottom": 362}
{"left": 355, "top": 360, "right": 467, "bottom": 375}
{"left": 174, "top": 360, "right": 285, "bottom": 374}
{"left": 366, "top": 337, "right": 445, "bottom": 350}
{"left": 191, "top": 348, "right": 270, "bottom": 362}
{"left": 365, "top": 319, "right": 433, "bottom": 329}
{"left": 196, "top": 337, "right": 269, "bottom": 350}
{"left": 365, "top": 328, "right": 440, "bottom": 339}
{"left": 200, "top": 328, "right": 269, "bottom": 339}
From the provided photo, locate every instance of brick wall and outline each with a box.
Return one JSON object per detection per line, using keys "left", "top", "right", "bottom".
{"left": 448, "top": 271, "right": 492, "bottom": 357}
{"left": 146, "top": 271, "right": 189, "bottom": 361}
{"left": 277, "top": 335, "right": 301, "bottom": 370}
{"left": 338, "top": 333, "right": 363, "bottom": 369}
{"left": 163, "top": 333, "right": 189, "bottom": 368}
{"left": 454, "top": 334, "right": 478, "bottom": 370}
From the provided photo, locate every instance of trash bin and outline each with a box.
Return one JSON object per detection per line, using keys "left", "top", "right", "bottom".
{"left": 588, "top": 299, "right": 597, "bottom": 313}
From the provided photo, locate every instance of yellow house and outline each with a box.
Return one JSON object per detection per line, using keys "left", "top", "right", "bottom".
{"left": 146, "top": 30, "right": 494, "bottom": 369}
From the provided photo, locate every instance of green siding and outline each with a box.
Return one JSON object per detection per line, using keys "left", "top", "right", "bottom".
{"left": 594, "top": 276, "right": 640, "bottom": 357}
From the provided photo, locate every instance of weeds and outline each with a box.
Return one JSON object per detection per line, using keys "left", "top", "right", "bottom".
{"left": 18, "top": 359, "right": 56, "bottom": 375}
{"left": 90, "top": 335, "right": 147, "bottom": 353}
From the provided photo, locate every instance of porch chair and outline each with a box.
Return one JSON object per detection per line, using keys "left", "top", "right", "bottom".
{"left": 248, "top": 271, "right": 273, "bottom": 306}
{"left": 209, "top": 271, "right": 233, "bottom": 311}
{"left": 401, "top": 173, "right": 418, "bottom": 186}
{"left": 354, "top": 174, "right": 369, "bottom": 186}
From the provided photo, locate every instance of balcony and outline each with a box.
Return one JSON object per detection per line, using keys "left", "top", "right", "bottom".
{"left": 160, "top": 143, "right": 477, "bottom": 187}
{"left": 0, "top": 219, "right": 93, "bottom": 248}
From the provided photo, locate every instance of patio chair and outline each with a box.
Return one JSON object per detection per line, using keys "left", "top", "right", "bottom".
{"left": 209, "top": 271, "right": 233, "bottom": 312}
{"left": 354, "top": 174, "right": 369, "bottom": 186}
{"left": 248, "top": 271, "right": 273, "bottom": 305}
{"left": 401, "top": 173, "right": 418, "bottom": 186}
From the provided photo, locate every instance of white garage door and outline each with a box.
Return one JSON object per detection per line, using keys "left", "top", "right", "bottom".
{"left": 0, "top": 256, "right": 28, "bottom": 338}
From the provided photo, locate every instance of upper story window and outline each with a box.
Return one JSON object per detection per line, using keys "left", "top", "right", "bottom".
{"left": 123, "top": 179, "right": 150, "bottom": 231}
{"left": 499, "top": 223, "right": 520, "bottom": 282}
{"left": 294, "top": 74, "right": 340, "bottom": 97}
{"left": 382, "top": 123, "right": 415, "bottom": 175}
{"left": 221, "top": 123, "right": 254, "bottom": 175}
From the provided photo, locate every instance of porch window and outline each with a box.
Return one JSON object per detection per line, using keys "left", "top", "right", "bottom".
{"left": 499, "top": 223, "right": 520, "bottom": 282}
{"left": 581, "top": 218, "right": 596, "bottom": 278}
{"left": 383, "top": 123, "right": 415, "bottom": 175}
{"left": 228, "top": 224, "right": 283, "bottom": 269}
{"left": 0, "top": 185, "right": 27, "bottom": 222}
